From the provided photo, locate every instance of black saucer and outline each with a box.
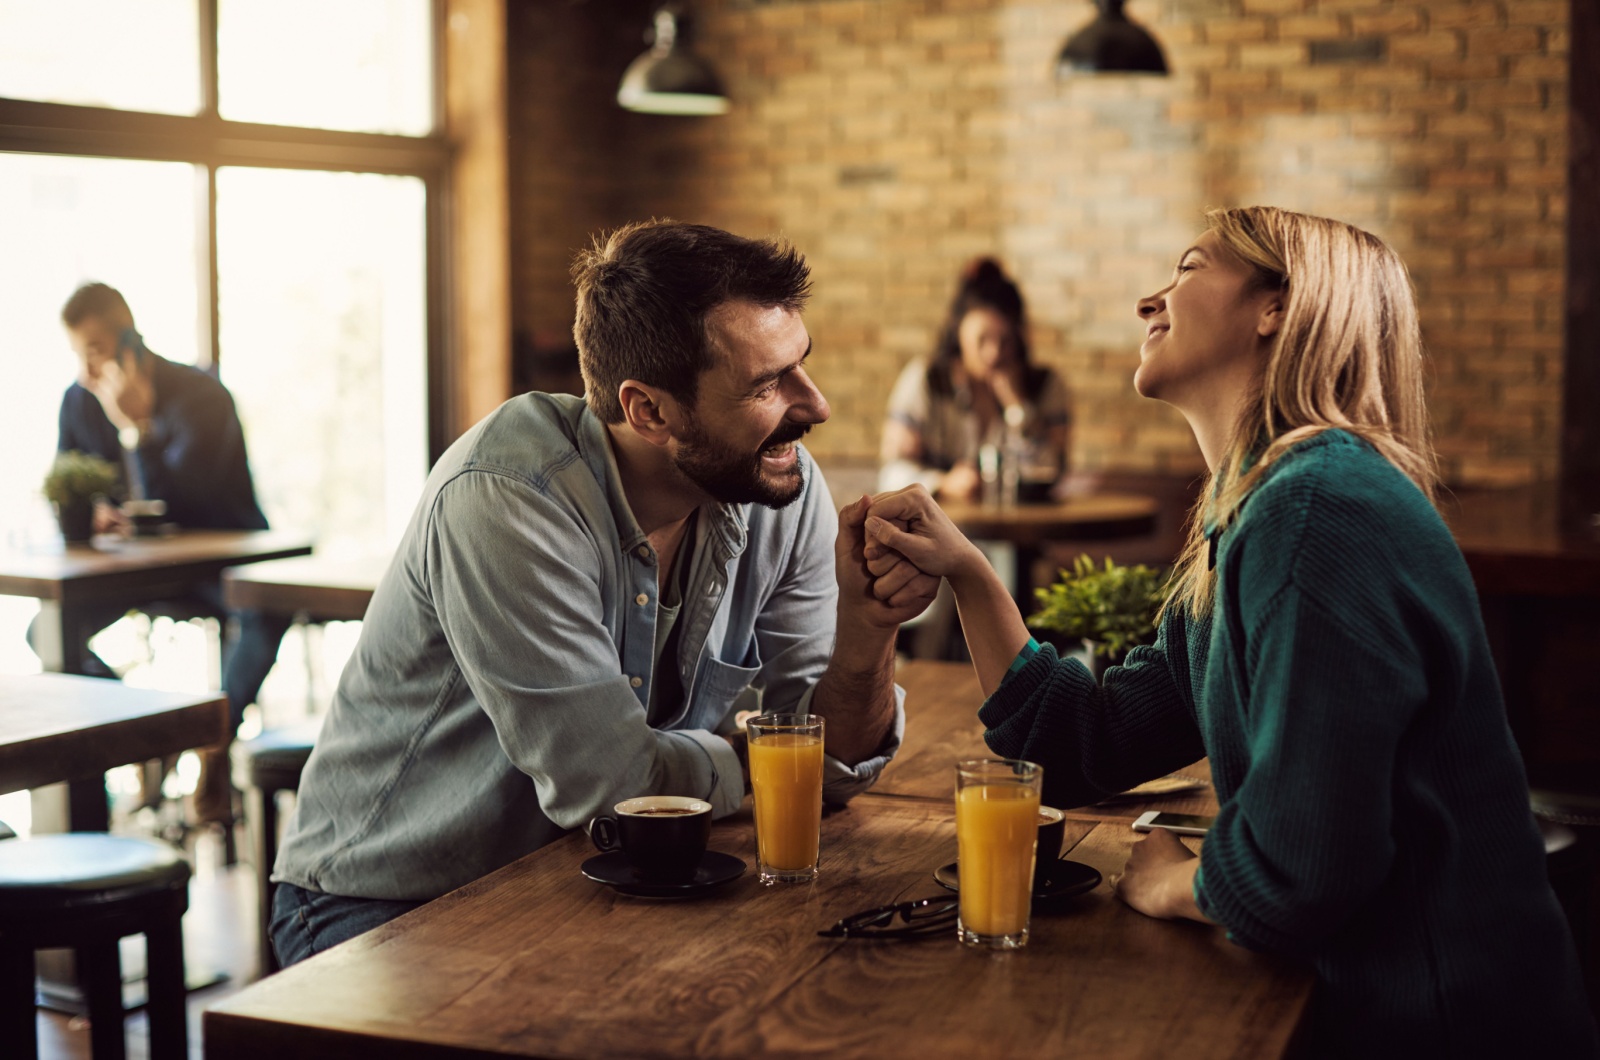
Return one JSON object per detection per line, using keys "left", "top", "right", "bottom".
{"left": 933, "top": 859, "right": 1102, "bottom": 904}
{"left": 581, "top": 850, "right": 745, "bottom": 898}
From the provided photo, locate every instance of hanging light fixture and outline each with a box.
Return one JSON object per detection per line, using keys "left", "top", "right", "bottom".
{"left": 617, "top": 4, "right": 730, "bottom": 116}
{"left": 1056, "top": 0, "right": 1169, "bottom": 77}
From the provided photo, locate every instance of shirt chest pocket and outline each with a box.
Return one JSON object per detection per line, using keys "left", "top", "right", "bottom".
{"left": 685, "top": 655, "right": 762, "bottom": 732}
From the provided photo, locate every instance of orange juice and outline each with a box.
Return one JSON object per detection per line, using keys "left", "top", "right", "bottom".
{"left": 749, "top": 733, "right": 824, "bottom": 872}
{"left": 956, "top": 783, "right": 1040, "bottom": 937}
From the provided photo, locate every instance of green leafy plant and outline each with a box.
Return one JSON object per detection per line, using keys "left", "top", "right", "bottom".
{"left": 1026, "top": 554, "right": 1167, "bottom": 659}
{"left": 42, "top": 450, "right": 119, "bottom": 507}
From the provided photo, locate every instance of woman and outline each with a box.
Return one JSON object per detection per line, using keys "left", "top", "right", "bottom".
{"left": 862, "top": 208, "right": 1598, "bottom": 1057}
{"left": 880, "top": 257, "right": 1071, "bottom": 501}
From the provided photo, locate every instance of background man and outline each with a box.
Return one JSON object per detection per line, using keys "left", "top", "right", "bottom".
{"left": 47, "top": 282, "right": 289, "bottom": 821}
{"left": 270, "top": 221, "right": 936, "bottom": 965}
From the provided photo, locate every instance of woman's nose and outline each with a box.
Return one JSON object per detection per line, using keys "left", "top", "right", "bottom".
{"left": 1136, "top": 293, "right": 1164, "bottom": 319}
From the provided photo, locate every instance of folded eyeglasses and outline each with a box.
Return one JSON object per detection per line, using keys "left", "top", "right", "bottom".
{"left": 817, "top": 896, "right": 959, "bottom": 940}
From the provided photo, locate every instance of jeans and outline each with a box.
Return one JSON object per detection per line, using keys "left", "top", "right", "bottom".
{"left": 269, "top": 882, "right": 423, "bottom": 969}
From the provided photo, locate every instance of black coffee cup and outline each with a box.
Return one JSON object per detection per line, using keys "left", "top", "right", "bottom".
{"left": 1035, "top": 806, "right": 1066, "bottom": 887}
{"left": 590, "top": 795, "right": 712, "bottom": 884}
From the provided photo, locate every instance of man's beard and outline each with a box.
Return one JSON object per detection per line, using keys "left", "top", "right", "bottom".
{"left": 674, "top": 413, "right": 810, "bottom": 509}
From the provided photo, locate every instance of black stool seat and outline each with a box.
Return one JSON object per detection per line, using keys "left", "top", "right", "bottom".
{"left": 0, "top": 835, "right": 191, "bottom": 1060}
{"left": 233, "top": 722, "right": 319, "bottom": 790}
{"left": 232, "top": 720, "right": 320, "bottom": 975}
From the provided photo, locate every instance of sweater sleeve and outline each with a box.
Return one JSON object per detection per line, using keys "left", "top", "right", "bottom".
{"left": 1196, "top": 511, "right": 1431, "bottom": 957}
{"left": 979, "top": 617, "right": 1206, "bottom": 810}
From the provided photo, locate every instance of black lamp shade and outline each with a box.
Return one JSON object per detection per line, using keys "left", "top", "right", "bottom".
{"left": 618, "top": 6, "right": 730, "bottom": 115}
{"left": 1057, "top": 0, "right": 1169, "bottom": 77}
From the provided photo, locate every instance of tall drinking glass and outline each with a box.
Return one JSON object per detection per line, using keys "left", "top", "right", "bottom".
{"left": 747, "top": 713, "right": 825, "bottom": 884}
{"left": 955, "top": 759, "right": 1043, "bottom": 949}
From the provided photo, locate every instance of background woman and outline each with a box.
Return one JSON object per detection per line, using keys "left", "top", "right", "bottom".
{"left": 862, "top": 208, "right": 1598, "bottom": 1057}
{"left": 879, "top": 257, "right": 1070, "bottom": 501}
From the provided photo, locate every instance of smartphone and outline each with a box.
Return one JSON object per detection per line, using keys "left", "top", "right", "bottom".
{"left": 1132, "top": 811, "right": 1213, "bottom": 837}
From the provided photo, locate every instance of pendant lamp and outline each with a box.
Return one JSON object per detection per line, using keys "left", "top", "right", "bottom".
{"left": 1056, "top": 0, "right": 1169, "bottom": 77}
{"left": 617, "top": 4, "right": 730, "bottom": 116}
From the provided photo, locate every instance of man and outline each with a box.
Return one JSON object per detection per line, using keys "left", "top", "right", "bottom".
{"left": 270, "top": 221, "right": 936, "bottom": 965}
{"left": 47, "top": 282, "right": 289, "bottom": 820}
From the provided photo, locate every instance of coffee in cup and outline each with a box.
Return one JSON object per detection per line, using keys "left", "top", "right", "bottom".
{"left": 590, "top": 795, "right": 712, "bottom": 883}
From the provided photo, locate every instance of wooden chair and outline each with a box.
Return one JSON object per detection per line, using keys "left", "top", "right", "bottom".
{"left": 0, "top": 833, "right": 190, "bottom": 1060}
{"left": 232, "top": 720, "right": 321, "bottom": 975}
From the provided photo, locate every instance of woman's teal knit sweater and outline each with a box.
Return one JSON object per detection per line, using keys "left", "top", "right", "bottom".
{"left": 982, "top": 430, "right": 1597, "bottom": 1057}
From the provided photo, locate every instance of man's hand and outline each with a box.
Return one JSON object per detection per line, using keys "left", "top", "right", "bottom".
{"left": 92, "top": 499, "right": 130, "bottom": 536}
{"left": 1112, "top": 827, "right": 1212, "bottom": 923}
{"left": 836, "top": 495, "right": 939, "bottom": 629}
{"left": 89, "top": 355, "right": 155, "bottom": 433}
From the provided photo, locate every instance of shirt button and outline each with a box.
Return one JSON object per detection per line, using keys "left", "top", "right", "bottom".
{"left": 637, "top": 546, "right": 650, "bottom": 559}
{"left": 630, "top": 676, "right": 643, "bottom": 688}
{"left": 635, "top": 593, "right": 649, "bottom": 606}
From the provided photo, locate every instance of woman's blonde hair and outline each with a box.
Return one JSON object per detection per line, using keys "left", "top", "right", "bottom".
{"left": 1162, "top": 206, "right": 1440, "bottom": 619}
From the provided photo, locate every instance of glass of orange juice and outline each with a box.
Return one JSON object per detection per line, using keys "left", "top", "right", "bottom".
{"left": 955, "top": 759, "right": 1043, "bottom": 949}
{"left": 746, "top": 713, "right": 825, "bottom": 884}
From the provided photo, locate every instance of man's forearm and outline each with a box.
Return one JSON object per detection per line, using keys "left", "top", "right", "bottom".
{"left": 810, "top": 616, "right": 898, "bottom": 765}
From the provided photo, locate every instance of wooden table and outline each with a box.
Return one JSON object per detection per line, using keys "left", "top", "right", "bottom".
{"left": 0, "top": 530, "right": 311, "bottom": 829}
{"left": 938, "top": 493, "right": 1159, "bottom": 607}
{"left": 0, "top": 673, "right": 229, "bottom": 800}
{"left": 0, "top": 529, "right": 314, "bottom": 673}
{"left": 937, "top": 493, "right": 1161, "bottom": 548}
{"left": 883, "top": 660, "right": 1218, "bottom": 819}
{"left": 204, "top": 658, "right": 1300, "bottom": 1059}
{"left": 221, "top": 555, "right": 388, "bottom": 623}
{"left": 204, "top": 796, "right": 1308, "bottom": 1059}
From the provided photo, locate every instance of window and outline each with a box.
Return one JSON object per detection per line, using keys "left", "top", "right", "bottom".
{"left": 0, "top": 1, "right": 446, "bottom": 555}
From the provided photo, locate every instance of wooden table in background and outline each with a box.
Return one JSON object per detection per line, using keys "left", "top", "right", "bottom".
{"left": 937, "top": 493, "right": 1160, "bottom": 606}
{"left": 0, "top": 530, "right": 311, "bottom": 829}
{"left": 0, "top": 673, "right": 228, "bottom": 803}
{"left": 204, "top": 796, "right": 1309, "bottom": 1059}
{"left": 885, "top": 660, "right": 1218, "bottom": 820}
{"left": 221, "top": 555, "right": 389, "bottom": 624}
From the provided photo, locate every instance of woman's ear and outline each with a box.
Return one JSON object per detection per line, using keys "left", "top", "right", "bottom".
{"left": 617, "top": 380, "right": 676, "bottom": 447}
{"left": 1256, "top": 296, "right": 1285, "bottom": 339}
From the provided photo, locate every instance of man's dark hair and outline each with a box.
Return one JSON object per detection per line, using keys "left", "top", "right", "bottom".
{"left": 572, "top": 220, "right": 811, "bottom": 423}
{"left": 61, "top": 282, "right": 134, "bottom": 328}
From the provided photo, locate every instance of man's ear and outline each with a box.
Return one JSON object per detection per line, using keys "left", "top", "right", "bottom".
{"left": 1257, "top": 296, "right": 1284, "bottom": 339}
{"left": 617, "top": 380, "right": 678, "bottom": 447}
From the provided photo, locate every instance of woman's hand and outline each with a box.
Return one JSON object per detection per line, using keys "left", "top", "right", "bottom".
{"left": 1112, "top": 828, "right": 1212, "bottom": 923}
{"left": 862, "top": 485, "right": 988, "bottom": 584}
{"left": 938, "top": 461, "right": 982, "bottom": 503}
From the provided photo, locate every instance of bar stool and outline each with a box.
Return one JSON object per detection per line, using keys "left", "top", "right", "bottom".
{"left": 0, "top": 833, "right": 190, "bottom": 1060}
{"left": 233, "top": 720, "right": 320, "bottom": 975}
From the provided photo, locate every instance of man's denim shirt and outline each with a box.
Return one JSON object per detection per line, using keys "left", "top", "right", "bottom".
{"left": 273, "top": 393, "right": 904, "bottom": 901}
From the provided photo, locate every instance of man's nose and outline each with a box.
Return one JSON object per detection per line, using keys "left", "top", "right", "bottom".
{"left": 787, "top": 367, "right": 830, "bottom": 423}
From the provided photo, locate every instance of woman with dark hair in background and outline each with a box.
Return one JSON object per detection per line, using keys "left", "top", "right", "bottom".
{"left": 880, "top": 257, "right": 1071, "bottom": 502}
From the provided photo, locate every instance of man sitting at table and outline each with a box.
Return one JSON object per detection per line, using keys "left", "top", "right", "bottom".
{"left": 41, "top": 281, "right": 290, "bottom": 822}
{"left": 270, "top": 221, "right": 935, "bottom": 965}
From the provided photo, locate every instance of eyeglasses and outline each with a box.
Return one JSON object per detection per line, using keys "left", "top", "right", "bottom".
{"left": 817, "top": 896, "right": 959, "bottom": 940}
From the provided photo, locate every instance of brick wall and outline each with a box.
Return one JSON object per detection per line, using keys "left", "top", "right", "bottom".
{"left": 511, "top": 0, "right": 1569, "bottom": 485}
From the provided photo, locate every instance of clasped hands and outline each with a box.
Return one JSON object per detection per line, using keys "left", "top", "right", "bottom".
{"left": 842, "top": 485, "right": 1210, "bottom": 924}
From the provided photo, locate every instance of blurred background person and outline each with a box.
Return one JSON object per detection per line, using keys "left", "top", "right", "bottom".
{"left": 880, "top": 257, "right": 1071, "bottom": 503}
{"left": 879, "top": 259, "right": 1072, "bottom": 658}
{"left": 39, "top": 281, "right": 290, "bottom": 824}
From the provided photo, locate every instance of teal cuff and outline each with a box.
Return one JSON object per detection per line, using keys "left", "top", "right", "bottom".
{"left": 1007, "top": 637, "right": 1041, "bottom": 675}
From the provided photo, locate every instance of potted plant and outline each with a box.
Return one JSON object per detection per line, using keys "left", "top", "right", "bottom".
{"left": 42, "top": 450, "right": 119, "bottom": 545}
{"left": 1026, "top": 554, "right": 1166, "bottom": 677}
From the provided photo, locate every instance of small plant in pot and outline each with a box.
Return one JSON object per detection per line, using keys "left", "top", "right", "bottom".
{"left": 42, "top": 450, "right": 119, "bottom": 545}
{"left": 1026, "top": 554, "right": 1166, "bottom": 678}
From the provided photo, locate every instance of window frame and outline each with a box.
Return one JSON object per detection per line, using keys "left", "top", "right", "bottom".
{"left": 0, "top": 0, "right": 454, "bottom": 463}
